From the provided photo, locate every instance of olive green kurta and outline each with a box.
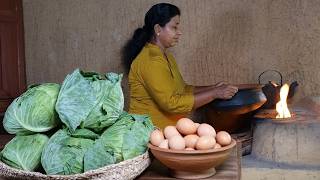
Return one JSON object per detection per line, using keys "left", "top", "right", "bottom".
{"left": 128, "top": 43, "right": 194, "bottom": 129}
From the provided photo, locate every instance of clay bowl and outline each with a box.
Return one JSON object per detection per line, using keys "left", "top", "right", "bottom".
{"left": 148, "top": 139, "right": 236, "bottom": 179}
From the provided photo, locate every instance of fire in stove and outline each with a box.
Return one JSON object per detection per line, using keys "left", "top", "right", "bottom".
{"left": 275, "top": 83, "right": 291, "bottom": 118}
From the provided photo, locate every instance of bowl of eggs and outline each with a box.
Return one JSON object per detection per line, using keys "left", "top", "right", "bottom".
{"left": 148, "top": 118, "right": 236, "bottom": 179}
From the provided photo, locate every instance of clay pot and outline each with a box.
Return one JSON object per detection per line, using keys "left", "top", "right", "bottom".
{"left": 203, "top": 84, "right": 266, "bottom": 133}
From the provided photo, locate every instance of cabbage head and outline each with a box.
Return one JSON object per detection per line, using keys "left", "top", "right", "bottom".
{"left": 3, "top": 83, "right": 60, "bottom": 135}
{"left": 99, "top": 112, "right": 154, "bottom": 162}
{"left": 55, "top": 69, "right": 124, "bottom": 132}
{"left": 0, "top": 134, "right": 49, "bottom": 171}
{"left": 41, "top": 129, "right": 94, "bottom": 175}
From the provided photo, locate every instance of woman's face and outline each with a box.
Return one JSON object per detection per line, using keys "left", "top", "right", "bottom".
{"left": 158, "top": 15, "right": 182, "bottom": 48}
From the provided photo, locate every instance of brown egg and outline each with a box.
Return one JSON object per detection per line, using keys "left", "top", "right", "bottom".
{"left": 185, "top": 147, "right": 195, "bottom": 151}
{"left": 197, "top": 123, "right": 216, "bottom": 137}
{"left": 184, "top": 134, "right": 199, "bottom": 149}
{"left": 164, "top": 126, "right": 181, "bottom": 139}
{"left": 176, "top": 118, "right": 197, "bottom": 135}
{"left": 195, "top": 136, "right": 216, "bottom": 150}
{"left": 214, "top": 143, "right": 222, "bottom": 149}
{"left": 216, "top": 131, "right": 232, "bottom": 146}
{"left": 158, "top": 139, "right": 169, "bottom": 149}
{"left": 168, "top": 135, "right": 186, "bottom": 150}
{"left": 150, "top": 129, "right": 165, "bottom": 146}
{"left": 194, "top": 123, "right": 200, "bottom": 129}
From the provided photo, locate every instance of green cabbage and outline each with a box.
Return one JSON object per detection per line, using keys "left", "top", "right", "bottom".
{"left": 99, "top": 112, "right": 154, "bottom": 162}
{"left": 41, "top": 129, "right": 94, "bottom": 175}
{"left": 68, "top": 128, "right": 99, "bottom": 140}
{"left": 0, "top": 134, "right": 49, "bottom": 171}
{"left": 3, "top": 83, "right": 60, "bottom": 135}
{"left": 55, "top": 69, "right": 124, "bottom": 132}
{"left": 83, "top": 139, "right": 116, "bottom": 172}
{"left": 1, "top": 68, "right": 153, "bottom": 175}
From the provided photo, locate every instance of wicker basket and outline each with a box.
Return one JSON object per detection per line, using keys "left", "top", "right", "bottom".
{"left": 0, "top": 151, "right": 150, "bottom": 180}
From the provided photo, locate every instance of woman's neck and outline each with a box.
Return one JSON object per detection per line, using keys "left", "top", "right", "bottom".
{"left": 150, "top": 39, "right": 166, "bottom": 54}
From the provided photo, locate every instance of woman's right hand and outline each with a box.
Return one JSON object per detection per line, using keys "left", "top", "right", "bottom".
{"left": 211, "top": 84, "right": 238, "bottom": 100}
{"left": 192, "top": 83, "right": 238, "bottom": 110}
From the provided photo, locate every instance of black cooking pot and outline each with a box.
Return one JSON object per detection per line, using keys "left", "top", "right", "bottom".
{"left": 208, "top": 84, "right": 267, "bottom": 115}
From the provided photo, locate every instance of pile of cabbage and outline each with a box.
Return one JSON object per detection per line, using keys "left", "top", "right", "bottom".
{"left": 0, "top": 69, "right": 154, "bottom": 175}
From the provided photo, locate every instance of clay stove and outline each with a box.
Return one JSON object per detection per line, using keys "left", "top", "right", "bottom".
{"left": 251, "top": 98, "right": 320, "bottom": 167}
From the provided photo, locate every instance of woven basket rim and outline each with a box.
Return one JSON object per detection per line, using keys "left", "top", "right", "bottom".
{"left": 0, "top": 150, "right": 150, "bottom": 179}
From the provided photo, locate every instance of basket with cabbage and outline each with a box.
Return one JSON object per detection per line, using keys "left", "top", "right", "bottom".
{"left": 0, "top": 69, "right": 154, "bottom": 180}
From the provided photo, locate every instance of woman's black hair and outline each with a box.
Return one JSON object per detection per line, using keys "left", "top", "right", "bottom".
{"left": 121, "top": 3, "right": 180, "bottom": 74}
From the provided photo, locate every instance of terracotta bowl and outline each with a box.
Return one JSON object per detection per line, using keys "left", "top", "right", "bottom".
{"left": 148, "top": 139, "right": 236, "bottom": 179}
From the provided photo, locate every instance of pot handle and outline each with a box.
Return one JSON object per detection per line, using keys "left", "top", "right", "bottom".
{"left": 258, "top": 69, "right": 283, "bottom": 85}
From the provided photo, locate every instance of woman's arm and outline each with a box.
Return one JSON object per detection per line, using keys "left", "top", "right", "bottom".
{"left": 193, "top": 86, "right": 214, "bottom": 94}
{"left": 193, "top": 82, "right": 226, "bottom": 94}
{"left": 192, "top": 84, "right": 238, "bottom": 110}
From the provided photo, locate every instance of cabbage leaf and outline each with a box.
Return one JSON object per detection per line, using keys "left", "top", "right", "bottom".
{"left": 100, "top": 112, "right": 154, "bottom": 162}
{"left": 41, "top": 129, "right": 94, "bottom": 175}
{"left": 55, "top": 69, "right": 124, "bottom": 132}
{"left": 69, "top": 128, "right": 99, "bottom": 140}
{"left": 83, "top": 139, "right": 116, "bottom": 172}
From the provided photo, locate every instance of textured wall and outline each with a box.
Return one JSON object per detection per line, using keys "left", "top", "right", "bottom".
{"left": 23, "top": 0, "right": 320, "bottom": 108}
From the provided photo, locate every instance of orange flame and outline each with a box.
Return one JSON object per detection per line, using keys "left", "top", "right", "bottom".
{"left": 276, "top": 83, "right": 291, "bottom": 118}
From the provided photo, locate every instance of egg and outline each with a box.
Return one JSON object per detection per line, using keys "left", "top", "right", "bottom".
{"left": 184, "top": 134, "right": 199, "bottom": 149}
{"left": 185, "top": 147, "right": 195, "bottom": 151}
{"left": 150, "top": 129, "right": 165, "bottom": 146}
{"left": 164, "top": 126, "right": 181, "bottom": 139}
{"left": 195, "top": 136, "right": 216, "bottom": 150}
{"left": 158, "top": 139, "right": 169, "bottom": 149}
{"left": 214, "top": 143, "right": 222, "bottom": 149}
{"left": 168, "top": 135, "right": 186, "bottom": 150}
{"left": 194, "top": 123, "right": 200, "bottom": 129}
{"left": 216, "top": 131, "right": 232, "bottom": 146}
{"left": 197, "top": 123, "right": 216, "bottom": 137}
{"left": 176, "top": 118, "right": 197, "bottom": 135}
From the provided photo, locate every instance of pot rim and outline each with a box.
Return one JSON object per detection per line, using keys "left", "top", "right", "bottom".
{"left": 234, "top": 84, "right": 263, "bottom": 90}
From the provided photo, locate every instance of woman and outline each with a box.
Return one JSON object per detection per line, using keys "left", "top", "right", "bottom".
{"left": 122, "top": 3, "right": 238, "bottom": 129}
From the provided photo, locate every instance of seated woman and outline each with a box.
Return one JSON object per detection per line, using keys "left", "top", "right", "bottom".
{"left": 122, "top": 3, "right": 238, "bottom": 129}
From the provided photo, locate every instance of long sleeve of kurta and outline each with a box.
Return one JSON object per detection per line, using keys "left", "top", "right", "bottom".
{"left": 141, "top": 56, "right": 194, "bottom": 113}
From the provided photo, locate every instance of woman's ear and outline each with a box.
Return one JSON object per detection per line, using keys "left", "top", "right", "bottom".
{"left": 154, "top": 24, "right": 161, "bottom": 36}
